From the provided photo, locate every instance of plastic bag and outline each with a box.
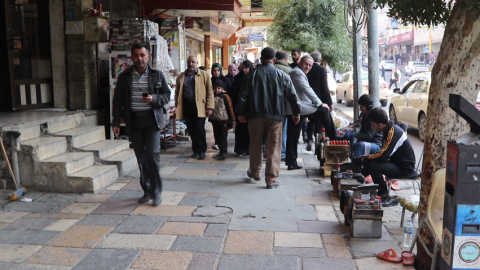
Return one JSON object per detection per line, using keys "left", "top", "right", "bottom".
{"left": 398, "top": 195, "right": 420, "bottom": 212}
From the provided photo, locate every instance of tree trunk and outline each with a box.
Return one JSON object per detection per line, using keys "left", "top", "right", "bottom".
{"left": 417, "top": 1, "right": 480, "bottom": 268}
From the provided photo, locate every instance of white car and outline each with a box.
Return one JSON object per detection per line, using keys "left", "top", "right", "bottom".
{"left": 379, "top": 60, "right": 396, "bottom": 71}
{"left": 404, "top": 61, "right": 430, "bottom": 75}
{"left": 327, "top": 73, "right": 336, "bottom": 96}
{"left": 390, "top": 73, "right": 480, "bottom": 142}
{"left": 336, "top": 71, "right": 389, "bottom": 107}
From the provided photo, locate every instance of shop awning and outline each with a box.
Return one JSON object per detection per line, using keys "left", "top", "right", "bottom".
{"left": 246, "top": 48, "right": 259, "bottom": 53}
{"left": 144, "top": 0, "right": 243, "bottom": 18}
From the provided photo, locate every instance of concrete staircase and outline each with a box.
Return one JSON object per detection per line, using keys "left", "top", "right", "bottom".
{"left": 18, "top": 117, "right": 137, "bottom": 193}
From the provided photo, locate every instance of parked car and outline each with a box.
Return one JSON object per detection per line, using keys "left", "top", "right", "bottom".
{"left": 404, "top": 61, "right": 430, "bottom": 75}
{"left": 389, "top": 73, "right": 480, "bottom": 142}
{"left": 379, "top": 60, "right": 396, "bottom": 71}
{"left": 327, "top": 73, "right": 336, "bottom": 96}
{"left": 336, "top": 71, "right": 389, "bottom": 107}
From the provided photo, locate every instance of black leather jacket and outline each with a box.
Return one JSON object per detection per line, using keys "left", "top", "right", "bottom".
{"left": 236, "top": 62, "right": 300, "bottom": 121}
{"left": 356, "top": 112, "right": 383, "bottom": 147}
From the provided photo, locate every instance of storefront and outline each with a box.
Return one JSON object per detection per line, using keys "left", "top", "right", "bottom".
{"left": 414, "top": 27, "right": 445, "bottom": 64}
{"left": 387, "top": 31, "right": 414, "bottom": 64}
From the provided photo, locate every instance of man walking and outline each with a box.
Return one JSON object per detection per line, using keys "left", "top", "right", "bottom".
{"left": 175, "top": 56, "right": 215, "bottom": 160}
{"left": 389, "top": 68, "right": 400, "bottom": 89}
{"left": 237, "top": 47, "right": 301, "bottom": 189}
{"left": 112, "top": 43, "right": 171, "bottom": 206}
{"left": 289, "top": 48, "right": 301, "bottom": 69}
{"left": 273, "top": 51, "right": 292, "bottom": 161}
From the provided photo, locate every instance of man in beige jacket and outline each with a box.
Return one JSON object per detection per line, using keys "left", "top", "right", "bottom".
{"left": 175, "top": 55, "right": 215, "bottom": 160}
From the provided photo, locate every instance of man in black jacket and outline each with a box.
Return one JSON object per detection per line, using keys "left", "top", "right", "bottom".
{"left": 306, "top": 51, "right": 332, "bottom": 150}
{"left": 351, "top": 95, "right": 382, "bottom": 159}
{"left": 112, "top": 43, "right": 171, "bottom": 206}
{"left": 237, "top": 47, "right": 301, "bottom": 189}
{"left": 361, "top": 108, "right": 416, "bottom": 206}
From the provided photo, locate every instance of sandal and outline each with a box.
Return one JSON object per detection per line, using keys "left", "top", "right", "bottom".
{"left": 377, "top": 249, "right": 402, "bottom": 263}
{"left": 402, "top": 251, "right": 415, "bottom": 266}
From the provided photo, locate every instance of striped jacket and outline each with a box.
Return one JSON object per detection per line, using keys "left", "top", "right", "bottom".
{"left": 367, "top": 120, "right": 416, "bottom": 171}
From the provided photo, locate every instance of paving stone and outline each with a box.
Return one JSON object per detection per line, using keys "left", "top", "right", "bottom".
{"left": 26, "top": 246, "right": 90, "bottom": 266}
{"left": 233, "top": 163, "right": 249, "bottom": 171}
{"left": 303, "top": 257, "right": 356, "bottom": 270}
{"left": 178, "top": 163, "right": 209, "bottom": 170}
{"left": 315, "top": 205, "right": 338, "bottom": 222}
{"left": 161, "top": 167, "right": 177, "bottom": 174}
{"left": 312, "top": 187, "right": 333, "bottom": 197}
{"left": 193, "top": 206, "right": 232, "bottom": 217}
{"left": 204, "top": 224, "right": 228, "bottom": 237}
{"left": 14, "top": 264, "right": 70, "bottom": 270}
{"left": 113, "top": 216, "right": 167, "bottom": 234}
{"left": 187, "top": 253, "right": 219, "bottom": 270}
{"left": 35, "top": 194, "right": 79, "bottom": 203}
{"left": 303, "top": 158, "right": 317, "bottom": 165}
{"left": 349, "top": 240, "right": 403, "bottom": 258}
{"left": 168, "top": 216, "right": 230, "bottom": 224}
{"left": 179, "top": 196, "right": 219, "bottom": 206}
{"left": 157, "top": 222, "right": 207, "bottom": 236}
{"left": 131, "top": 205, "right": 196, "bottom": 216}
{"left": 48, "top": 213, "right": 85, "bottom": 220}
{"left": 275, "top": 232, "right": 322, "bottom": 248}
{"left": 224, "top": 231, "right": 273, "bottom": 255}
{"left": 106, "top": 182, "right": 127, "bottom": 190}
{"left": 355, "top": 257, "right": 414, "bottom": 269}
{"left": 306, "top": 169, "right": 322, "bottom": 178}
{"left": 4, "top": 202, "right": 62, "bottom": 213}
{"left": 206, "top": 163, "right": 236, "bottom": 171}
{"left": 23, "top": 213, "right": 48, "bottom": 219}
{"left": 131, "top": 250, "right": 192, "bottom": 270}
{"left": 109, "top": 190, "right": 144, "bottom": 200}
{"left": 75, "top": 214, "right": 126, "bottom": 226}
{"left": 48, "top": 225, "right": 113, "bottom": 248}
{"left": 186, "top": 192, "right": 221, "bottom": 197}
{"left": 2, "top": 218, "right": 57, "bottom": 231}
{"left": 298, "top": 221, "right": 342, "bottom": 234}
{"left": 321, "top": 234, "right": 351, "bottom": 258}
{"left": 162, "top": 191, "right": 186, "bottom": 205}
{"left": 72, "top": 249, "right": 139, "bottom": 270}
{"left": 173, "top": 169, "right": 219, "bottom": 175}
{"left": 44, "top": 219, "right": 79, "bottom": 231}
{"left": 171, "top": 236, "right": 224, "bottom": 253}
{"left": 0, "top": 262, "right": 20, "bottom": 270}
{"left": 59, "top": 203, "right": 100, "bottom": 214}
{"left": 274, "top": 247, "right": 326, "bottom": 258}
{"left": 167, "top": 162, "right": 184, "bottom": 167}
{"left": 91, "top": 198, "right": 138, "bottom": 215}
{"left": 217, "top": 255, "right": 301, "bottom": 270}
{"left": 0, "top": 223, "right": 7, "bottom": 229}
{"left": 0, "top": 230, "right": 60, "bottom": 245}
{"left": 296, "top": 195, "right": 332, "bottom": 205}
{"left": 98, "top": 189, "right": 117, "bottom": 194}
{"left": 0, "top": 244, "right": 42, "bottom": 262}
{"left": 96, "top": 233, "right": 176, "bottom": 250}
{"left": 121, "top": 180, "right": 142, "bottom": 191}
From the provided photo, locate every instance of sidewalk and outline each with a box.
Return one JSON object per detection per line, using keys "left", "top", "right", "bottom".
{"left": 0, "top": 122, "right": 417, "bottom": 270}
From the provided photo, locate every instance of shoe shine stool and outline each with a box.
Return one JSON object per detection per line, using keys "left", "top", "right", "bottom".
{"left": 347, "top": 185, "right": 384, "bottom": 238}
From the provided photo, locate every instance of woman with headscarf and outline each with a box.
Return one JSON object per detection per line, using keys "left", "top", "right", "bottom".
{"left": 211, "top": 63, "right": 232, "bottom": 96}
{"left": 230, "top": 60, "right": 255, "bottom": 156}
{"left": 226, "top": 64, "right": 237, "bottom": 84}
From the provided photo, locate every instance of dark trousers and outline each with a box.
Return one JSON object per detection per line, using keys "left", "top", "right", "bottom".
{"left": 307, "top": 119, "right": 324, "bottom": 142}
{"left": 307, "top": 107, "right": 338, "bottom": 140}
{"left": 183, "top": 99, "right": 207, "bottom": 154}
{"left": 212, "top": 121, "right": 228, "bottom": 155}
{"left": 389, "top": 79, "right": 398, "bottom": 89}
{"left": 285, "top": 115, "right": 306, "bottom": 166}
{"left": 234, "top": 119, "right": 250, "bottom": 154}
{"left": 361, "top": 160, "right": 413, "bottom": 196}
{"left": 130, "top": 111, "right": 162, "bottom": 199}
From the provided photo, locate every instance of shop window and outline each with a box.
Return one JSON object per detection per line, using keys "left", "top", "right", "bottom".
{"left": 96, "top": 0, "right": 141, "bottom": 20}
{"left": 213, "top": 46, "right": 222, "bottom": 65}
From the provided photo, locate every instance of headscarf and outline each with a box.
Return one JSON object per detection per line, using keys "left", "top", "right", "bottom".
{"left": 211, "top": 63, "right": 225, "bottom": 83}
{"left": 226, "top": 64, "right": 237, "bottom": 83}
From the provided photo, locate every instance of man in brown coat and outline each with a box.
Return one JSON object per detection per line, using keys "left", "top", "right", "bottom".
{"left": 175, "top": 55, "right": 215, "bottom": 160}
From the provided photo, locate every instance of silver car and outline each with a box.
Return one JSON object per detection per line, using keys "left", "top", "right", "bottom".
{"left": 379, "top": 60, "right": 396, "bottom": 71}
{"left": 404, "top": 61, "right": 430, "bottom": 75}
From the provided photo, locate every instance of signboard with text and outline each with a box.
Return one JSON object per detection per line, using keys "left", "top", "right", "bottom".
{"left": 388, "top": 31, "right": 413, "bottom": 45}
{"left": 247, "top": 34, "right": 263, "bottom": 41}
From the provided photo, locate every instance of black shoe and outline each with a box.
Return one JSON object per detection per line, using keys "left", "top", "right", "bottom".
{"left": 266, "top": 181, "right": 280, "bottom": 189}
{"left": 153, "top": 195, "right": 162, "bottom": 206}
{"left": 198, "top": 152, "right": 206, "bottom": 160}
{"left": 215, "top": 153, "right": 227, "bottom": 160}
{"left": 247, "top": 169, "right": 261, "bottom": 181}
{"left": 381, "top": 196, "right": 399, "bottom": 207}
{"left": 190, "top": 153, "right": 199, "bottom": 158}
{"left": 306, "top": 141, "right": 313, "bottom": 151}
{"left": 138, "top": 195, "right": 151, "bottom": 204}
{"left": 287, "top": 164, "right": 303, "bottom": 170}
{"left": 352, "top": 173, "right": 365, "bottom": 183}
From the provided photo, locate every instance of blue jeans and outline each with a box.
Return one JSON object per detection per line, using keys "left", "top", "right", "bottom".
{"left": 281, "top": 118, "right": 287, "bottom": 159}
{"left": 352, "top": 142, "right": 381, "bottom": 158}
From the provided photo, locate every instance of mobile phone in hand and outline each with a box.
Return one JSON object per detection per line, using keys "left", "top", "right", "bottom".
{"left": 142, "top": 92, "right": 148, "bottom": 97}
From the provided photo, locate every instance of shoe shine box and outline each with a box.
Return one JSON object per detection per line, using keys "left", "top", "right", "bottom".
{"left": 324, "top": 144, "right": 350, "bottom": 164}
{"left": 351, "top": 186, "right": 383, "bottom": 238}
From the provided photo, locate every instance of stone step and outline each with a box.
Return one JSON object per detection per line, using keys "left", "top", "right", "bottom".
{"left": 102, "top": 149, "right": 138, "bottom": 176}
{"left": 40, "top": 152, "right": 94, "bottom": 175}
{"left": 21, "top": 136, "right": 67, "bottom": 160}
{"left": 80, "top": 140, "right": 130, "bottom": 159}
{"left": 53, "top": 126, "right": 105, "bottom": 148}
{"left": 68, "top": 165, "right": 119, "bottom": 193}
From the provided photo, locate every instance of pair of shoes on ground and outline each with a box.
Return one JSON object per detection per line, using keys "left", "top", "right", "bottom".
{"left": 287, "top": 164, "right": 303, "bottom": 170}
{"left": 266, "top": 181, "right": 279, "bottom": 189}
{"left": 138, "top": 195, "right": 162, "bottom": 206}
{"left": 190, "top": 152, "right": 206, "bottom": 160}
{"left": 377, "top": 249, "right": 415, "bottom": 266}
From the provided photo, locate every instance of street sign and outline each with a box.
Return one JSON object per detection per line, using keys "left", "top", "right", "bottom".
{"left": 424, "top": 47, "right": 430, "bottom": 54}
{"left": 247, "top": 34, "right": 263, "bottom": 41}
{"left": 391, "top": 19, "right": 399, "bottom": 29}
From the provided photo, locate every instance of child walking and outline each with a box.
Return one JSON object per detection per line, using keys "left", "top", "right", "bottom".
{"left": 209, "top": 80, "right": 236, "bottom": 160}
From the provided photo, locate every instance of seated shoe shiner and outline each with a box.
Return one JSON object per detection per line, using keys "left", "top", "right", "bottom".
{"left": 360, "top": 108, "right": 416, "bottom": 207}
{"left": 351, "top": 95, "right": 383, "bottom": 160}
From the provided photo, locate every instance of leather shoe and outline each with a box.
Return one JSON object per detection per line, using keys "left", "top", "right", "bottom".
{"left": 287, "top": 164, "right": 303, "bottom": 170}
{"left": 381, "top": 196, "right": 399, "bottom": 207}
{"left": 190, "top": 153, "right": 199, "bottom": 158}
{"left": 138, "top": 195, "right": 151, "bottom": 204}
{"left": 266, "top": 181, "right": 280, "bottom": 189}
{"left": 153, "top": 195, "right": 162, "bottom": 206}
{"left": 198, "top": 152, "right": 206, "bottom": 160}
{"left": 247, "top": 169, "right": 261, "bottom": 181}
{"left": 306, "top": 141, "right": 313, "bottom": 151}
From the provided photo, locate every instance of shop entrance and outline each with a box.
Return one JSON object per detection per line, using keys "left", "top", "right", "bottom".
{"left": 1, "top": 0, "right": 53, "bottom": 111}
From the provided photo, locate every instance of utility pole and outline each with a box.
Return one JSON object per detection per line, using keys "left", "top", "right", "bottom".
{"left": 367, "top": 1, "right": 380, "bottom": 107}
{"left": 352, "top": 7, "right": 363, "bottom": 121}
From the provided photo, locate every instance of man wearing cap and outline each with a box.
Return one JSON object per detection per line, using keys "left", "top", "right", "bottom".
{"left": 236, "top": 47, "right": 301, "bottom": 189}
